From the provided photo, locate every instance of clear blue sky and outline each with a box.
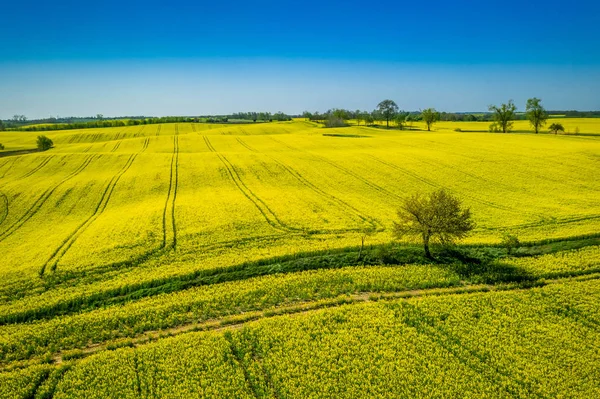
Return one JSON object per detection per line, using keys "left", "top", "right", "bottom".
{"left": 1, "top": 0, "right": 599, "bottom": 118}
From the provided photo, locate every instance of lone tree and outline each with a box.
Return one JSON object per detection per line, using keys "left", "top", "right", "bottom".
{"left": 488, "top": 100, "right": 517, "bottom": 133}
{"left": 548, "top": 123, "right": 565, "bottom": 134}
{"left": 526, "top": 98, "right": 548, "bottom": 134}
{"left": 377, "top": 100, "right": 399, "bottom": 128}
{"left": 393, "top": 189, "right": 475, "bottom": 259}
{"left": 421, "top": 108, "right": 440, "bottom": 131}
{"left": 37, "top": 135, "right": 54, "bottom": 151}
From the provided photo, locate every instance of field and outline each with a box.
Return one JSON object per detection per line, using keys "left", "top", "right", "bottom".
{"left": 1, "top": 119, "right": 600, "bottom": 397}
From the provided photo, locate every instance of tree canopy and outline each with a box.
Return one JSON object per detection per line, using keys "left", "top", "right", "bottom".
{"left": 377, "top": 100, "right": 399, "bottom": 128}
{"left": 488, "top": 100, "right": 517, "bottom": 133}
{"left": 393, "top": 189, "right": 475, "bottom": 259}
{"left": 526, "top": 98, "right": 548, "bottom": 134}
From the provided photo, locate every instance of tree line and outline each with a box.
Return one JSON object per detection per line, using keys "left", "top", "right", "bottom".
{"left": 304, "top": 97, "right": 566, "bottom": 134}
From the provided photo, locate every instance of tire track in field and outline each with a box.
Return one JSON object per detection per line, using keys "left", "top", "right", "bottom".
{"left": 156, "top": 125, "right": 162, "bottom": 136}
{"left": 111, "top": 141, "right": 122, "bottom": 152}
{"left": 19, "top": 155, "right": 54, "bottom": 179}
{"left": 161, "top": 133, "right": 179, "bottom": 249}
{"left": 365, "top": 154, "right": 517, "bottom": 213}
{"left": 236, "top": 137, "right": 383, "bottom": 231}
{"left": 191, "top": 123, "right": 197, "bottom": 133}
{"left": 269, "top": 137, "right": 403, "bottom": 201}
{"left": 203, "top": 136, "right": 299, "bottom": 233}
{"left": 0, "top": 158, "right": 17, "bottom": 179}
{"left": 0, "top": 192, "right": 8, "bottom": 226}
{"left": 0, "top": 155, "right": 97, "bottom": 243}
{"left": 42, "top": 153, "right": 139, "bottom": 275}
{"left": 140, "top": 137, "right": 150, "bottom": 153}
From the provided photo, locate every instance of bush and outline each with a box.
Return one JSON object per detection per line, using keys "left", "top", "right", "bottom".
{"left": 323, "top": 117, "right": 348, "bottom": 128}
{"left": 0, "top": 143, "right": 4, "bottom": 150}
{"left": 454, "top": 128, "right": 462, "bottom": 132}
{"left": 36, "top": 135, "right": 54, "bottom": 151}
{"left": 501, "top": 233, "right": 520, "bottom": 255}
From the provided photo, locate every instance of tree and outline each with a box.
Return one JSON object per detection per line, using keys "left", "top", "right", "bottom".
{"left": 501, "top": 233, "right": 520, "bottom": 255}
{"left": 421, "top": 108, "right": 440, "bottom": 131}
{"left": 302, "top": 111, "right": 312, "bottom": 121}
{"left": 36, "top": 135, "right": 54, "bottom": 151}
{"left": 488, "top": 100, "right": 517, "bottom": 133}
{"left": 96, "top": 114, "right": 104, "bottom": 120}
{"left": 377, "top": 100, "right": 399, "bottom": 128}
{"left": 525, "top": 98, "right": 548, "bottom": 134}
{"left": 548, "top": 123, "right": 565, "bottom": 134}
{"left": 393, "top": 189, "right": 475, "bottom": 259}
{"left": 394, "top": 112, "right": 407, "bottom": 130}
{"left": 364, "top": 113, "right": 374, "bottom": 125}
{"left": 354, "top": 110, "right": 363, "bottom": 126}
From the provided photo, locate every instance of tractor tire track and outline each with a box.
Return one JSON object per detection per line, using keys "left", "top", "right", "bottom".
{"left": 156, "top": 125, "right": 161, "bottom": 137}
{"left": 204, "top": 136, "right": 298, "bottom": 233}
{"left": 161, "top": 134, "right": 179, "bottom": 249}
{"left": 41, "top": 154, "right": 138, "bottom": 275}
{"left": 236, "top": 137, "right": 382, "bottom": 231}
{"left": 269, "top": 137, "right": 403, "bottom": 201}
{"left": 19, "top": 155, "right": 54, "bottom": 179}
{"left": 0, "top": 155, "right": 97, "bottom": 243}
{"left": 0, "top": 158, "right": 17, "bottom": 179}
{"left": 366, "top": 154, "right": 517, "bottom": 213}
{"left": 191, "top": 123, "right": 197, "bottom": 133}
{"left": 0, "top": 192, "right": 8, "bottom": 226}
{"left": 111, "top": 141, "right": 122, "bottom": 153}
{"left": 140, "top": 138, "right": 150, "bottom": 153}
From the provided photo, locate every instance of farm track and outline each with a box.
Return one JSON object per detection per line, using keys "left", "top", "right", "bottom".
{"left": 161, "top": 132, "right": 179, "bottom": 249}
{"left": 156, "top": 125, "right": 161, "bottom": 136}
{"left": 0, "top": 155, "right": 97, "bottom": 243}
{"left": 235, "top": 137, "right": 383, "bottom": 231}
{"left": 269, "top": 137, "right": 403, "bottom": 202}
{"left": 19, "top": 155, "right": 54, "bottom": 179}
{"left": 203, "top": 135, "right": 299, "bottom": 233}
{"left": 41, "top": 153, "right": 139, "bottom": 275}
{"left": 41, "top": 272, "right": 600, "bottom": 367}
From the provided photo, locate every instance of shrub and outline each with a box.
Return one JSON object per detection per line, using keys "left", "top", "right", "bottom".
{"left": 323, "top": 117, "right": 348, "bottom": 128}
{"left": 501, "top": 233, "right": 520, "bottom": 255}
{"left": 0, "top": 143, "right": 4, "bottom": 150}
{"left": 36, "top": 135, "right": 54, "bottom": 151}
{"left": 454, "top": 128, "right": 462, "bottom": 132}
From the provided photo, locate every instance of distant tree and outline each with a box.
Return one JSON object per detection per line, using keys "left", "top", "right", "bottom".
{"left": 355, "top": 110, "right": 364, "bottom": 126}
{"left": 548, "top": 123, "right": 565, "bottom": 135}
{"left": 393, "top": 189, "right": 475, "bottom": 259}
{"left": 488, "top": 100, "right": 517, "bottom": 133}
{"left": 377, "top": 100, "right": 399, "bottom": 128}
{"left": 302, "top": 111, "right": 312, "bottom": 121}
{"left": 0, "top": 120, "right": 4, "bottom": 131}
{"left": 405, "top": 114, "right": 415, "bottom": 130}
{"left": 394, "top": 112, "right": 407, "bottom": 130}
{"left": 96, "top": 114, "right": 104, "bottom": 120}
{"left": 364, "top": 113, "right": 374, "bottom": 125}
{"left": 36, "top": 135, "right": 54, "bottom": 151}
{"left": 421, "top": 108, "right": 440, "bottom": 131}
{"left": 525, "top": 98, "right": 548, "bottom": 134}
{"left": 333, "top": 109, "right": 349, "bottom": 121}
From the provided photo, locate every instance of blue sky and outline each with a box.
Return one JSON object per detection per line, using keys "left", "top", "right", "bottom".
{"left": 1, "top": 0, "right": 599, "bottom": 118}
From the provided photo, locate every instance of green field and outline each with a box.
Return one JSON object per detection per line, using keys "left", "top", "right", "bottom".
{"left": 1, "top": 120, "right": 600, "bottom": 397}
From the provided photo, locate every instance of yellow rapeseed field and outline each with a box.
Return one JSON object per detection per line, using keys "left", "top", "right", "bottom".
{"left": 1, "top": 119, "right": 599, "bottom": 397}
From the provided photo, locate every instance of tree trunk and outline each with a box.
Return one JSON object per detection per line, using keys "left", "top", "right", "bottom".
{"left": 423, "top": 233, "right": 433, "bottom": 259}
{"left": 386, "top": 119, "right": 389, "bottom": 128}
